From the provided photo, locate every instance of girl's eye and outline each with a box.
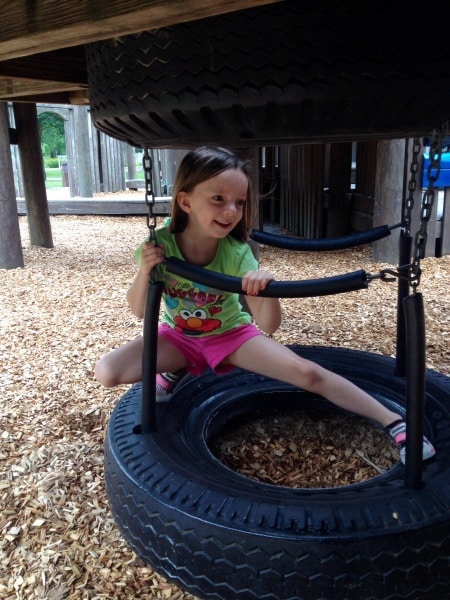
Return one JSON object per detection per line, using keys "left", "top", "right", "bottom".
{"left": 238, "top": 199, "right": 246, "bottom": 207}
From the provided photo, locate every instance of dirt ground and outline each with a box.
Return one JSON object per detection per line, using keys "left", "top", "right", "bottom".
{"left": 1, "top": 215, "right": 449, "bottom": 599}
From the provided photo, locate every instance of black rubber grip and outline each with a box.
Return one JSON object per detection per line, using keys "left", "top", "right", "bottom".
{"left": 165, "top": 257, "right": 368, "bottom": 298}
{"left": 250, "top": 225, "right": 391, "bottom": 251}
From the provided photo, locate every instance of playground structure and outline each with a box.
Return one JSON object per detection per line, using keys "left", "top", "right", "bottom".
{"left": 9, "top": 102, "right": 188, "bottom": 200}
{"left": 1, "top": 1, "right": 450, "bottom": 598}
{"left": 8, "top": 103, "right": 450, "bottom": 265}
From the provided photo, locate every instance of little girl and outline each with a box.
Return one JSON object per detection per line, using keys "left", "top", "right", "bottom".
{"left": 95, "top": 145, "right": 435, "bottom": 464}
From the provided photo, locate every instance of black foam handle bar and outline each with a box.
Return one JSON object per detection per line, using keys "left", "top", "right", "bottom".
{"left": 250, "top": 225, "right": 391, "bottom": 251}
{"left": 403, "top": 292, "right": 426, "bottom": 489}
{"left": 165, "top": 257, "right": 368, "bottom": 298}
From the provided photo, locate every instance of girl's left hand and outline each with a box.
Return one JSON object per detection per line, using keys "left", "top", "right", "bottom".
{"left": 242, "top": 270, "right": 275, "bottom": 296}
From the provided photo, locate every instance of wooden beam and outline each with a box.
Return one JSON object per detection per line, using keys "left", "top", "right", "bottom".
{"left": 0, "top": 0, "right": 285, "bottom": 61}
{"left": 16, "top": 198, "right": 171, "bottom": 216}
{"left": 0, "top": 47, "right": 87, "bottom": 84}
{"left": 0, "top": 77, "right": 87, "bottom": 100}
{"left": 3, "top": 91, "right": 90, "bottom": 105}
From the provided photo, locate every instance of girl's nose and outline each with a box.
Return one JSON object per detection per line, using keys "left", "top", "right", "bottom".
{"left": 223, "top": 201, "right": 237, "bottom": 215}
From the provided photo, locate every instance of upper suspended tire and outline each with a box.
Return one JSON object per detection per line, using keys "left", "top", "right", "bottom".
{"left": 86, "top": 1, "right": 450, "bottom": 148}
{"left": 104, "top": 345, "right": 450, "bottom": 600}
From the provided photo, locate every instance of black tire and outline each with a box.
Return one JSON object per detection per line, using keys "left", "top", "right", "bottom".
{"left": 86, "top": 1, "right": 450, "bottom": 148}
{"left": 105, "top": 346, "right": 450, "bottom": 600}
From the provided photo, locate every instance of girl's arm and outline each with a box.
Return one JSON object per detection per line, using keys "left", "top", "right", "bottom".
{"left": 242, "top": 270, "right": 282, "bottom": 335}
{"left": 127, "top": 242, "right": 165, "bottom": 319}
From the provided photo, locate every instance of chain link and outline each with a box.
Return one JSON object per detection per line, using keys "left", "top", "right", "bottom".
{"left": 404, "top": 137, "right": 421, "bottom": 236}
{"left": 143, "top": 148, "right": 160, "bottom": 282}
{"left": 143, "top": 148, "right": 157, "bottom": 243}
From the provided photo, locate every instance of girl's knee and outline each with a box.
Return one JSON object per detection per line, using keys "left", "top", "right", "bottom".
{"left": 292, "top": 358, "right": 326, "bottom": 391}
{"left": 94, "top": 357, "right": 118, "bottom": 388}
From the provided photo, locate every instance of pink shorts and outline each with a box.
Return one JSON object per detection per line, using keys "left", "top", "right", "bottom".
{"left": 159, "top": 323, "right": 262, "bottom": 376}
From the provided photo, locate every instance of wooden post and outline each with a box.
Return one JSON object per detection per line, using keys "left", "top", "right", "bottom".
{"left": 160, "top": 149, "right": 189, "bottom": 196}
{"left": 0, "top": 102, "right": 24, "bottom": 268}
{"left": 279, "top": 144, "right": 325, "bottom": 238}
{"left": 372, "top": 139, "right": 405, "bottom": 263}
{"left": 12, "top": 102, "right": 53, "bottom": 248}
{"left": 260, "top": 146, "right": 279, "bottom": 227}
{"left": 441, "top": 187, "right": 450, "bottom": 256}
{"left": 73, "top": 106, "right": 94, "bottom": 197}
{"left": 64, "top": 107, "right": 78, "bottom": 196}
{"left": 325, "top": 142, "right": 352, "bottom": 237}
{"left": 101, "top": 134, "right": 125, "bottom": 192}
{"left": 126, "top": 144, "right": 137, "bottom": 180}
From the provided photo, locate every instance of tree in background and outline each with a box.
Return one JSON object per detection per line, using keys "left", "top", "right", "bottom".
{"left": 38, "top": 112, "right": 66, "bottom": 158}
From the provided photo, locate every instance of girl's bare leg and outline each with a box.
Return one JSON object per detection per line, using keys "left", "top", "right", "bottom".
{"left": 94, "top": 337, "right": 143, "bottom": 387}
{"left": 94, "top": 336, "right": 188, "bottom": 388}
{"left": 225, "top": 335, "right": 401, "bottom": 427}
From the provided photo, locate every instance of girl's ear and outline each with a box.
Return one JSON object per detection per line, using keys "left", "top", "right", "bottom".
{"left": 177, "top": 191, "right": 191, "bottom": 213}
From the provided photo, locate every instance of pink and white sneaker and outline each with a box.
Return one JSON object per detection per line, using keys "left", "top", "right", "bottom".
{"left": 155, "top": 370, "right": 186, "bottom": 401}
{"left": 386, "top": 420, "right": 436, "bottom": 464}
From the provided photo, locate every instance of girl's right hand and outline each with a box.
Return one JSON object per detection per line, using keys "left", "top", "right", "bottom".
{"left": 140, "top": 242, "right": 165, "bottom": 276}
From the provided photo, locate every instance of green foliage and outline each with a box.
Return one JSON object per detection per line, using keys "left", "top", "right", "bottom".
{"left": 44, "top": 157, "right": 60, "bottom": 168}
{"left": 38, "top": 112, "right": 66, "bottom": 158}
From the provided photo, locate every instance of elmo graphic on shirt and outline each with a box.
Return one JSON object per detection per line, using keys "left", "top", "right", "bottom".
{"left": 174, "top": 306, "right": 222, "bottom": 335}
{"left": 165, "top": 278, "right": 224, "bottom": 335}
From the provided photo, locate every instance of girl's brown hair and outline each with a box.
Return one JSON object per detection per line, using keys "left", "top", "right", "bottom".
{"left": 168, "top": 146, "right": 256, "bottom": 241}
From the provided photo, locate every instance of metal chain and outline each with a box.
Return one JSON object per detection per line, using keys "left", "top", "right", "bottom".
{"left": 411, "top": 121, "right": 448, "bottom": 287}
{"left": 143, "top": 148, "right": 156, "bottom": 243}
{"left": 404, "top": 137, "right": 422, "bottom": 236}
{"left": 143, "top": 148, "right": 160, "bottom": 282}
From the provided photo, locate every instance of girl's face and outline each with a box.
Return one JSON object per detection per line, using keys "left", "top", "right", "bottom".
{"left": 177, "top": 168, "right": 249, "bottom": 238}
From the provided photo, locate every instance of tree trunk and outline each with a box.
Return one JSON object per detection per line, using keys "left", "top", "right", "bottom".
{"left": 0, "top": 102, "right": 24, "bottom": 268}
{"left": 13, "top": 102, "right": 53, "bottom": 248}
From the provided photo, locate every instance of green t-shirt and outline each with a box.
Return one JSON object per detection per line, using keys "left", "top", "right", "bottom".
{"left": 135, "top": 227, "right": 258, "bottom": 337}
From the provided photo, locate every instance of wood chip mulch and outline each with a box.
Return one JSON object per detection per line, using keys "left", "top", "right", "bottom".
{"left": 1, "top": 215, "right": 449, "bottom": 599}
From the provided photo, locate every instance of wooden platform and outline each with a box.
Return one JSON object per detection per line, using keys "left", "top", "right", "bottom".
{"left": 17, "top": 197, "right": 171, "bottom": 216}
